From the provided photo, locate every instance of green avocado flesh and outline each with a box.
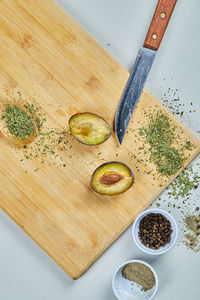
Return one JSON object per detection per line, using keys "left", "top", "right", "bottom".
{"left": 69, "top": 113, "right": 111, "bottom": 145}
{"left": 91, "top": 162, "right": 134, "bottom": 195}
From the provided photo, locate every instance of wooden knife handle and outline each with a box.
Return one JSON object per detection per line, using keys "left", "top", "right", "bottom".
{"left": 144, "top": 0, "right": 177, "bottom": 51}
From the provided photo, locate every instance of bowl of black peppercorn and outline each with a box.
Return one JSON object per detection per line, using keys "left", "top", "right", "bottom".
{"left": 132, "top": 209, "right": 178, "bottom": 255}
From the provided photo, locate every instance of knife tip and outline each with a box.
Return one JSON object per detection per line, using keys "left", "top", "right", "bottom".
{"left": 114, "top": 114, "right": 124, "bottom": 145}
{"left": 116, "top": 133, "right": 124, "bottom": 145}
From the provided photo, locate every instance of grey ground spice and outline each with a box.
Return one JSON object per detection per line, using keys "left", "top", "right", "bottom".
{"left": 184, "top": 214, "right": 200, "bottom": 252}
{"left": 122, "top": 262, "right": 155, "bottom": 292}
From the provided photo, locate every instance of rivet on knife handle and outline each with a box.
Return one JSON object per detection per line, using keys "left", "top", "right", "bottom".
{"left": 144, "top": 0, "right": 177, "bottom": 51}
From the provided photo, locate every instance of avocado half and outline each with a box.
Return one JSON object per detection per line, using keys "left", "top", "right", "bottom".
{"left": 69, "top": 112, "right": 111, "bottom": 145}
{"left": 91, "top": 162, "right": 134, "bottom": 195}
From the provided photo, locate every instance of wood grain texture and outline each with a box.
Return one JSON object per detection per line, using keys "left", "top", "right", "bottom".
{"left": 0, "top": 0, "right": 199, "bottom": 279}
{"left": 144, "top": 0, "right": 177, "bottom": 50}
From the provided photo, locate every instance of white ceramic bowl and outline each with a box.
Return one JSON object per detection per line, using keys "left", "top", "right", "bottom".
{"left": 112, "top": 259, "right": 158, "bottom": 300}
{"left": 132, "top": 209, "right": 178, "bottom": 255}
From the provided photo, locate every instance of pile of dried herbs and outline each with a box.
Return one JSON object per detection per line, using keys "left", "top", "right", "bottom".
{"left": 139, "top": 111, "right": 192, "bottom": 176}
{"left": 2, "top": 104, "right": 35, "bottom": 140}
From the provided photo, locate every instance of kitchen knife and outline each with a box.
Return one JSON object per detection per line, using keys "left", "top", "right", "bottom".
{"left": 115, "top": 0, "right": 177, "bottom": 144}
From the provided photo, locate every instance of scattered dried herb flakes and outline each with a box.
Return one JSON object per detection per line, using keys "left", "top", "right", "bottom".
{"left": 161, "top": 87, "right": 200, "bottom": 136}
{"left": 162, "top": 88, "right": 185, "bottom": 117}
{"left": 167, "top": 166, "right": 200, "bottom": 200}
{"left": 139, "top": 111, "right": 194, "bottom": 176}
{"left": 153, "top": 164, "right": 199, "bottom": 212}
{"left": 183, "top": 214, "right": 200, "bottom": 252}
{"left": 161, "top": 87, "right": 197, "bottom": 117}
{"left": 24, "top": 102, "right": 46, "bottom": 132}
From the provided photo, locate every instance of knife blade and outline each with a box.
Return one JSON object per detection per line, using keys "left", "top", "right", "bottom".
{"left": 115, "top": 47, "right": 156, "bottom": 145}
{"left": 115, "top": 0, "right": 177, "bottom": 144}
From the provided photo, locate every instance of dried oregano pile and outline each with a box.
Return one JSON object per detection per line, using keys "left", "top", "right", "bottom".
{"left": 139, "top": 111, "right": 193, "bottom": 176}
{"left": 2, "top": 104, "right": 35, "bottom": 140}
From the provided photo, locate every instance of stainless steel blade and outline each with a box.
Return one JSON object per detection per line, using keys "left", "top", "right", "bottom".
{"left": 115, "top": 47, "right": 156, "bottom": 144}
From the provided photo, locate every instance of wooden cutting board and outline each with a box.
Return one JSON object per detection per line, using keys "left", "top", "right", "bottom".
{"left": 0, "top": 0, "right": 199, "bottom": 279}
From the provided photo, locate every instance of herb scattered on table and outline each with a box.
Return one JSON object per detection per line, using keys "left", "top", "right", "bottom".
{"left": 167, "top": 166, "right": 200, "bottom": 200}
{"left": 122, "top": 262, "right": 155, "bottom": 292}
{"left": 162, "top": 87, "right": 197, "bottom": 118}
{"left": 183, "top": 214, "right": 200, "bottom": 252}
{"left": 162, "top": 88, "right": 184, "bottom": 116}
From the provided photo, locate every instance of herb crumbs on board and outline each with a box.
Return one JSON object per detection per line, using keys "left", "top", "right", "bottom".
{"left": 3, "top": 100, "right": 73, "bottom": 168}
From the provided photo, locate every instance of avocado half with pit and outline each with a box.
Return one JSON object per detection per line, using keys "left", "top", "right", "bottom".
{"left": 91, "top": 162, "right": 134, "bottom": 195}
{"left": 69, "top": 112, "right": 111, "bottom": 145}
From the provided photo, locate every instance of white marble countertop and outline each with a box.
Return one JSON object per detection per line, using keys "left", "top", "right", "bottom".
{"left": 0, "top": 1, "right": 200, "bottom": 299}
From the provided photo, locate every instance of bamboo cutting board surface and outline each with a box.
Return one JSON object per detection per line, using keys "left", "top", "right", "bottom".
{"left": 0, "top": 0, "right": 199, "bottom": 279}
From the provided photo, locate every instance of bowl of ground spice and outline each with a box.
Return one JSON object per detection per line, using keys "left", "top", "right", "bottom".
{"left": 112, "top": 260, "right": 158, "bottom": 300}
{"left": 132, "top": 209, "right": 178, "bottom": 255}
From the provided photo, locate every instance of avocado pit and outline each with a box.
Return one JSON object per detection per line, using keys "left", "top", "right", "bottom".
{"left": 100, "top": 172, "right": 124, "bottom": 185}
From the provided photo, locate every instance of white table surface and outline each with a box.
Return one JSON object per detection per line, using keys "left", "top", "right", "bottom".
{"left": 0, "top": 1, "right": 200, "bottom": 299}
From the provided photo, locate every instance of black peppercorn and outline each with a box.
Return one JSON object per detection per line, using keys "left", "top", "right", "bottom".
{"left": 138, "top": 213, "right": 173, "bottom": 249}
